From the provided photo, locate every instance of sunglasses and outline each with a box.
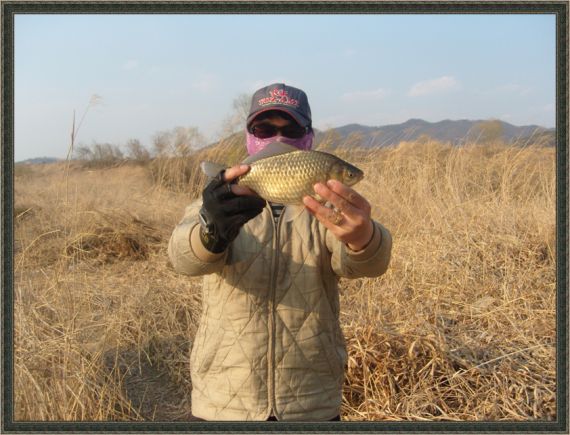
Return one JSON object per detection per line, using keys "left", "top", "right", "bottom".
{"left": 249, "top": 122, "right": 309, "bottom": 139}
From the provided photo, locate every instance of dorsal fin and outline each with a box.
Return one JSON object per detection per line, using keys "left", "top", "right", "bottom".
{"left": 242, "top": 141, "right": 300, "bottom": 165}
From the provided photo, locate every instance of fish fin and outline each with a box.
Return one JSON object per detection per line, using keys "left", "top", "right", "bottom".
{"left": 242, "top": 141, "right": 300, "bottom": 165}
{"left": 200, "top": 161, "right": 226, "bottom": 179}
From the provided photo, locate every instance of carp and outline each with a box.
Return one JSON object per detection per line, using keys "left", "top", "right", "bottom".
{"left": 201, "top": 142, "right": 363, "bottom": 204}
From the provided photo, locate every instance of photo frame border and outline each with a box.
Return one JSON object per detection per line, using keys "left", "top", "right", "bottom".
{"left": 2, "top": 1, "right": 567, "bottom": 433}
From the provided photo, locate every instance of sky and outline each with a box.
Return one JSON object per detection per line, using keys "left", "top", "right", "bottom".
{"left": 15, "top": 13, "right": 555, "bottom": 161}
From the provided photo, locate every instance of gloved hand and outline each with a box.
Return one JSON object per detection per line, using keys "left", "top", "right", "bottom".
{"left": 199, "top": 170, "right": 266, "bottom": 253}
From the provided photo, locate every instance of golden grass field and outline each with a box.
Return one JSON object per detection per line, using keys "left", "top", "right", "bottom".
{"left": 13, "top": 138, "right": 556, "bottom": 421}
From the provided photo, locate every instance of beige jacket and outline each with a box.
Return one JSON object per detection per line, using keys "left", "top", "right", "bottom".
{"left": 168, "top": 200, "right": 392, "bottom": 421}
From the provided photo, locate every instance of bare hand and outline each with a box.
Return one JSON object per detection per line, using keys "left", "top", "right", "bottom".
{"left": 303, "top": 179, "right": 374, "bottom": 251}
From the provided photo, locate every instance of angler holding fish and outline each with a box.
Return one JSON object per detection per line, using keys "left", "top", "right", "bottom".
{"left": 168, "top": 83, "right": 392, "bottom": 421}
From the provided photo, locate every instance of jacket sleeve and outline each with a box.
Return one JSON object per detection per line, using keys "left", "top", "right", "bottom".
{"left": 167, "top": 200, "right": 228, "bottom": 276}
{"left": 326, "top": 220, "right": 392, "bottom": 279}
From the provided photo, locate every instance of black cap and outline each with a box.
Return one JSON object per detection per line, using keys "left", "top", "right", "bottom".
{"left": 247, "top": 83, "right": 312, "bottom": 129}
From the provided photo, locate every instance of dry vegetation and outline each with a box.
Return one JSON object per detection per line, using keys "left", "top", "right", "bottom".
{"left": 13, "top": 137, "right": 556, "bottom": 421}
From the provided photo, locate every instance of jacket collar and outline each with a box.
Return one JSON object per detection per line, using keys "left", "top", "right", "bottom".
{"left": 264, "top": 203, "right": 306, "bottom": 223}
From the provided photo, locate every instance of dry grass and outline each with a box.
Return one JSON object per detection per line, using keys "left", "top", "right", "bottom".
{"left": 148, "top": 134, "right": 248, "bottom": 194}
{"left": 13, "top": 139, "right": 556, "bottom": 421}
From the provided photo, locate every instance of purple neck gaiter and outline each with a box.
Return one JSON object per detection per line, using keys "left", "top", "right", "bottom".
{"left": 246, "top": 130, "right": 314, "bottom": 156}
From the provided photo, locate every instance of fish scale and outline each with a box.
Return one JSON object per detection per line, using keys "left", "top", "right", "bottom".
{"left": 236, "top": 150, "right": 363, "bottom": 205}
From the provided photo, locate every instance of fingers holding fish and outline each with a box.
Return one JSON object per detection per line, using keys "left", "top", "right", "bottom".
{"left": 220, "top": 164, "right": 259, "bottom": 197}
{"left": 302, "top": 195, "right": 348, "bottom": 231}
{"left": 329, "top": 208, "right": 344, "bottom": 226}
{"left": 304, "top": 181, "right": 375, "bottom": 251}
{"left": 312, "top": 182, "right": 362, "bottom": 222}
{"left": 325, "top": 179, "right": 371, "bottom": 216}
{"left": 319, "top": 181, "right": 374, "bottom": 248}
{"left": 222, "top": 164, "right": 250, "bottom": 182}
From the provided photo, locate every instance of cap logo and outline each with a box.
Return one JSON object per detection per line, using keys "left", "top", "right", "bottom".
{"left": 258, "top": 88, "right": 299, "bottom": 108}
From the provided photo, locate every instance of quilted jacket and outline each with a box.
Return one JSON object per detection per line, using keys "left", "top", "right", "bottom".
{"left": 168, "top": 200, "right": 392, "bottom": 421}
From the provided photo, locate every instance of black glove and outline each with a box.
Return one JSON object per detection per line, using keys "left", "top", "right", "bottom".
{"left": 198, "top": 171, "right": 266, "bottom": 253}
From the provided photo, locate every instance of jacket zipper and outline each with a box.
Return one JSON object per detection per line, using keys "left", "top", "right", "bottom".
{"left": 267, "top": 205, "right": 283, "bottom": 417}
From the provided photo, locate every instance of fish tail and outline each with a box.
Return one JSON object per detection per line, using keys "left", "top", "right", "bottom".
{"left": 200, "top": 161, "right": 226, "bottom": 179}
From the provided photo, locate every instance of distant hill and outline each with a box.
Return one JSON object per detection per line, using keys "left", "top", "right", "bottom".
{"left": 17, "top": 157, "right": 61, "bottom": 165}
{"left": 316, "top": 119, "right": 555, "bottom": 148}
{"left": 19, "top": 119, "right": 555, "bottom": 163}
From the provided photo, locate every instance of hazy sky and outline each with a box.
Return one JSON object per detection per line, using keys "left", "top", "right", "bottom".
{"left": 15, "top": 14, "right": 555, "bottom": 161}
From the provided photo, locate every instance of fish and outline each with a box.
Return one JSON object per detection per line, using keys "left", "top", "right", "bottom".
{"left": 200, "top": 142, "right": 364, "bottom": 205}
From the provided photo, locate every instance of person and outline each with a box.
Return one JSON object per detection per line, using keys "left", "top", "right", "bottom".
{"left": 168, "top": 83, "right": 392, "bottom": 421}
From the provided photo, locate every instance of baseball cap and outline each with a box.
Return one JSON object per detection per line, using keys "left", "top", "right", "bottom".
{"left": 247, "top": 83, "right": 312, "bottom": 129}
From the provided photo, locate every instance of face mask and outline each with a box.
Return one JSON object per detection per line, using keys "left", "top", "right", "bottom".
{"left": 245, "top": 130, "right": 314, "bottom": 156}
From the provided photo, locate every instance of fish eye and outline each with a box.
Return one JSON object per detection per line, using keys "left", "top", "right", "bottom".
{"left": 348, "top": 172, "right": 353, "bottom": 178}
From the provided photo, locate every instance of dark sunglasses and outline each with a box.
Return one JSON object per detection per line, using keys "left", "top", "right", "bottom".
{"left": 249, "top": 122, "right": 309, "bottom": 139}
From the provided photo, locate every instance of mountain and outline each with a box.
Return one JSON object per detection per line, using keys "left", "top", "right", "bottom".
{"left": 17, "top": 157, "right": 61, "bottom": 165}
{"left": 316, "top": 119, "right": 555, "bottom": 148}
{"left": 18, "top": 119, "right": 554, "bottom": 163}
